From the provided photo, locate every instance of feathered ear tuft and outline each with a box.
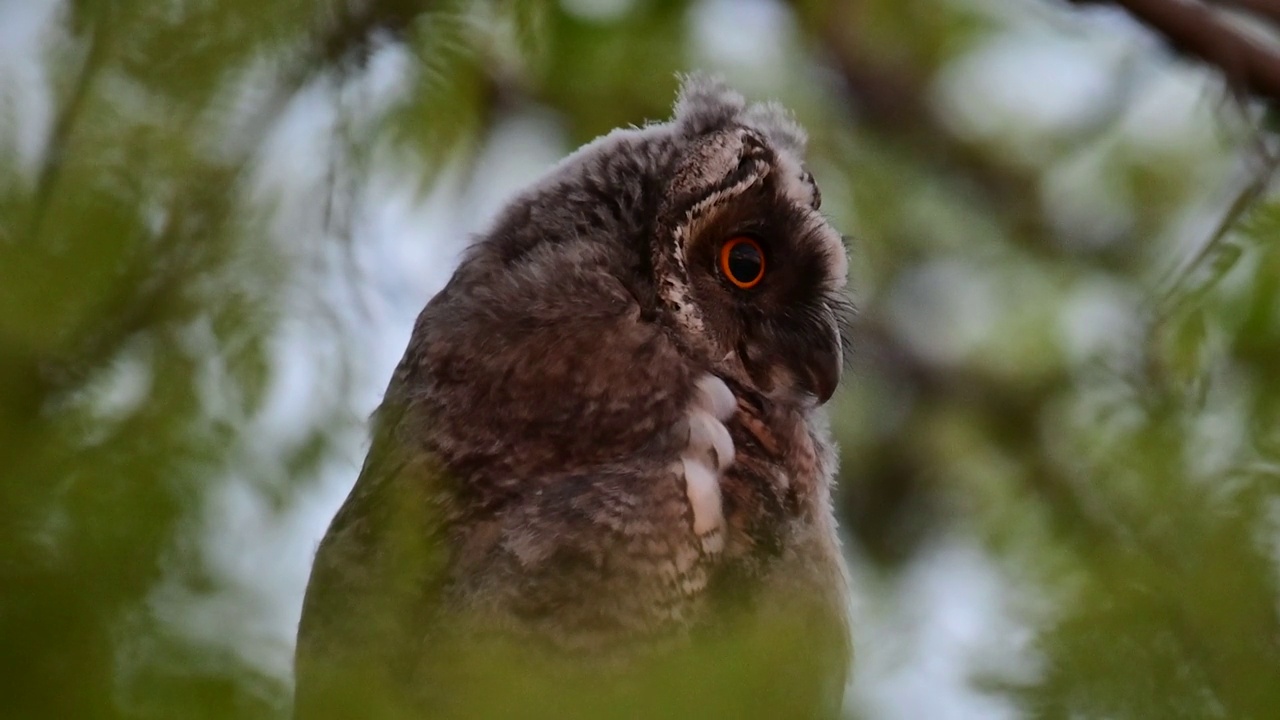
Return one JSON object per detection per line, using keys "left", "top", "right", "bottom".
{"left": 741, "top": 101, "right": 807, "bottom": 155}
{"left": 672, "top": 73, "right": 808, "bottom": 156}
{"left": 672, "top": 73, "right": 746, "bottom": 137}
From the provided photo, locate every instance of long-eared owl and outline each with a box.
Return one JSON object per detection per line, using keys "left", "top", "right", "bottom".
{"left": 295, "top": 75, "right": 853, "bottom": 720}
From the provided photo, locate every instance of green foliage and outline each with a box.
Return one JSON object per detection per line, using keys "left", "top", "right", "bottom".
{"left": 2, "top": 0, "right": 1279, "bottom": 718}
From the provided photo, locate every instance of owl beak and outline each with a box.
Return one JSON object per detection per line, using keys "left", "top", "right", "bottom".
{"left": 802, "top": 346, "right": 841, "bottom": 405}
{"left": 743, "top": 323, "right": 843, "bottom": 405}
{"left": 789, "top": 331, "right": 841, "bottom": 406}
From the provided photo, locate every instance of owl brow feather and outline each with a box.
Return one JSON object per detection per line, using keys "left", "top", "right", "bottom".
{"left": 674, "top": 165, "right": 770, "bottom": 231}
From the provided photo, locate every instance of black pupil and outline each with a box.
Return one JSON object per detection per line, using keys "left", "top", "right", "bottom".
{"left": 727, "top": 243, "right": 763, "bottom": 284}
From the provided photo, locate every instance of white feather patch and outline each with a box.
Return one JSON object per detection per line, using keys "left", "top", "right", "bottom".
{"left": 680, "top": 374, "right": 736, "bottom": 544}
{"left": 688, "top": 410, "right": 734, "bottom": 471}
{"left": 694, "top": 374, "right": 737, "bottom": 422}
{"left": 682, "top": 457, "right": 722, "bottom": 536}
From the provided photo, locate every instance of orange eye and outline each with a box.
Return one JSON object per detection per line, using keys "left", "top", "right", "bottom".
{"left": 719, "top": 236, "right": 765, "bottom": 289}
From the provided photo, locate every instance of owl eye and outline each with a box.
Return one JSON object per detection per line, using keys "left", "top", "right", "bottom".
{"left": 719, "top": 236, "right": 765, "bottom": 289}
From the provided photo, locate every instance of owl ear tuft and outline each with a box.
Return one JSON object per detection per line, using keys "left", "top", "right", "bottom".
{"left": 672, "top": 74, "right": 808, "bottom": 157}
{"left": 741, "top": 101, "right": 807, "bottom": 156}
{"left": 672, "top": 73, "right": 746, "bottom": 137}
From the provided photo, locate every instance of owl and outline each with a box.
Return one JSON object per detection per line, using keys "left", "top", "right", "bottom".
{"left": 294, "top": 75, "right": 853, "bottom": 720}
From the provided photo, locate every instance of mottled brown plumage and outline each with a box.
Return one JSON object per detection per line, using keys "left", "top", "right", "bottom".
{"left": 294, "top": 76, "right": 854, "bottom": 720}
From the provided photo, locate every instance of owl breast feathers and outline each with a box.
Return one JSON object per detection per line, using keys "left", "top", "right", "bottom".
{"left": 295, "top": 75, "right": 854, "bottom": 720}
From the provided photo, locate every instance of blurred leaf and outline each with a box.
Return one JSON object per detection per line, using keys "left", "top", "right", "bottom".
{"left": 4, "top": 1, "right": 1280, "bottom": 719}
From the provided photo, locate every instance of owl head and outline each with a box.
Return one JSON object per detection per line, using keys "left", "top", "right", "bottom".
{"left": 649, "top": 76, "right": 850, "bottom": 405}
{"left": 441, "top": 75, "right": 850, "bottom": 411}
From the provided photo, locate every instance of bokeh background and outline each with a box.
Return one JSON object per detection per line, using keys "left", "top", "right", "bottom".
{"left": 3, "top": 0, "right": 1279, "bottom": 718}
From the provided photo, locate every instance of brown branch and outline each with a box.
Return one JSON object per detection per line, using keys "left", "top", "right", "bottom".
{"left": 1080, "top": 0, "right": 1280, "bottom": 103}
{"left": 1211, "top": 0, "right": 1280, "bottom": 27}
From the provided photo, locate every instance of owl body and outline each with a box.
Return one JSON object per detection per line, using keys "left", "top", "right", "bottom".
{"left": 295, "top": 77, "right": 853, "bottom": 720}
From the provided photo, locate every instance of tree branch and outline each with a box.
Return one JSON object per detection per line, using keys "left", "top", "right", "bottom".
{"left": 1212, "top": 0, "right": 1280, "bottom": 28}
{"left": 1079, "top": 0, "right": 1280, "bottom": 103}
